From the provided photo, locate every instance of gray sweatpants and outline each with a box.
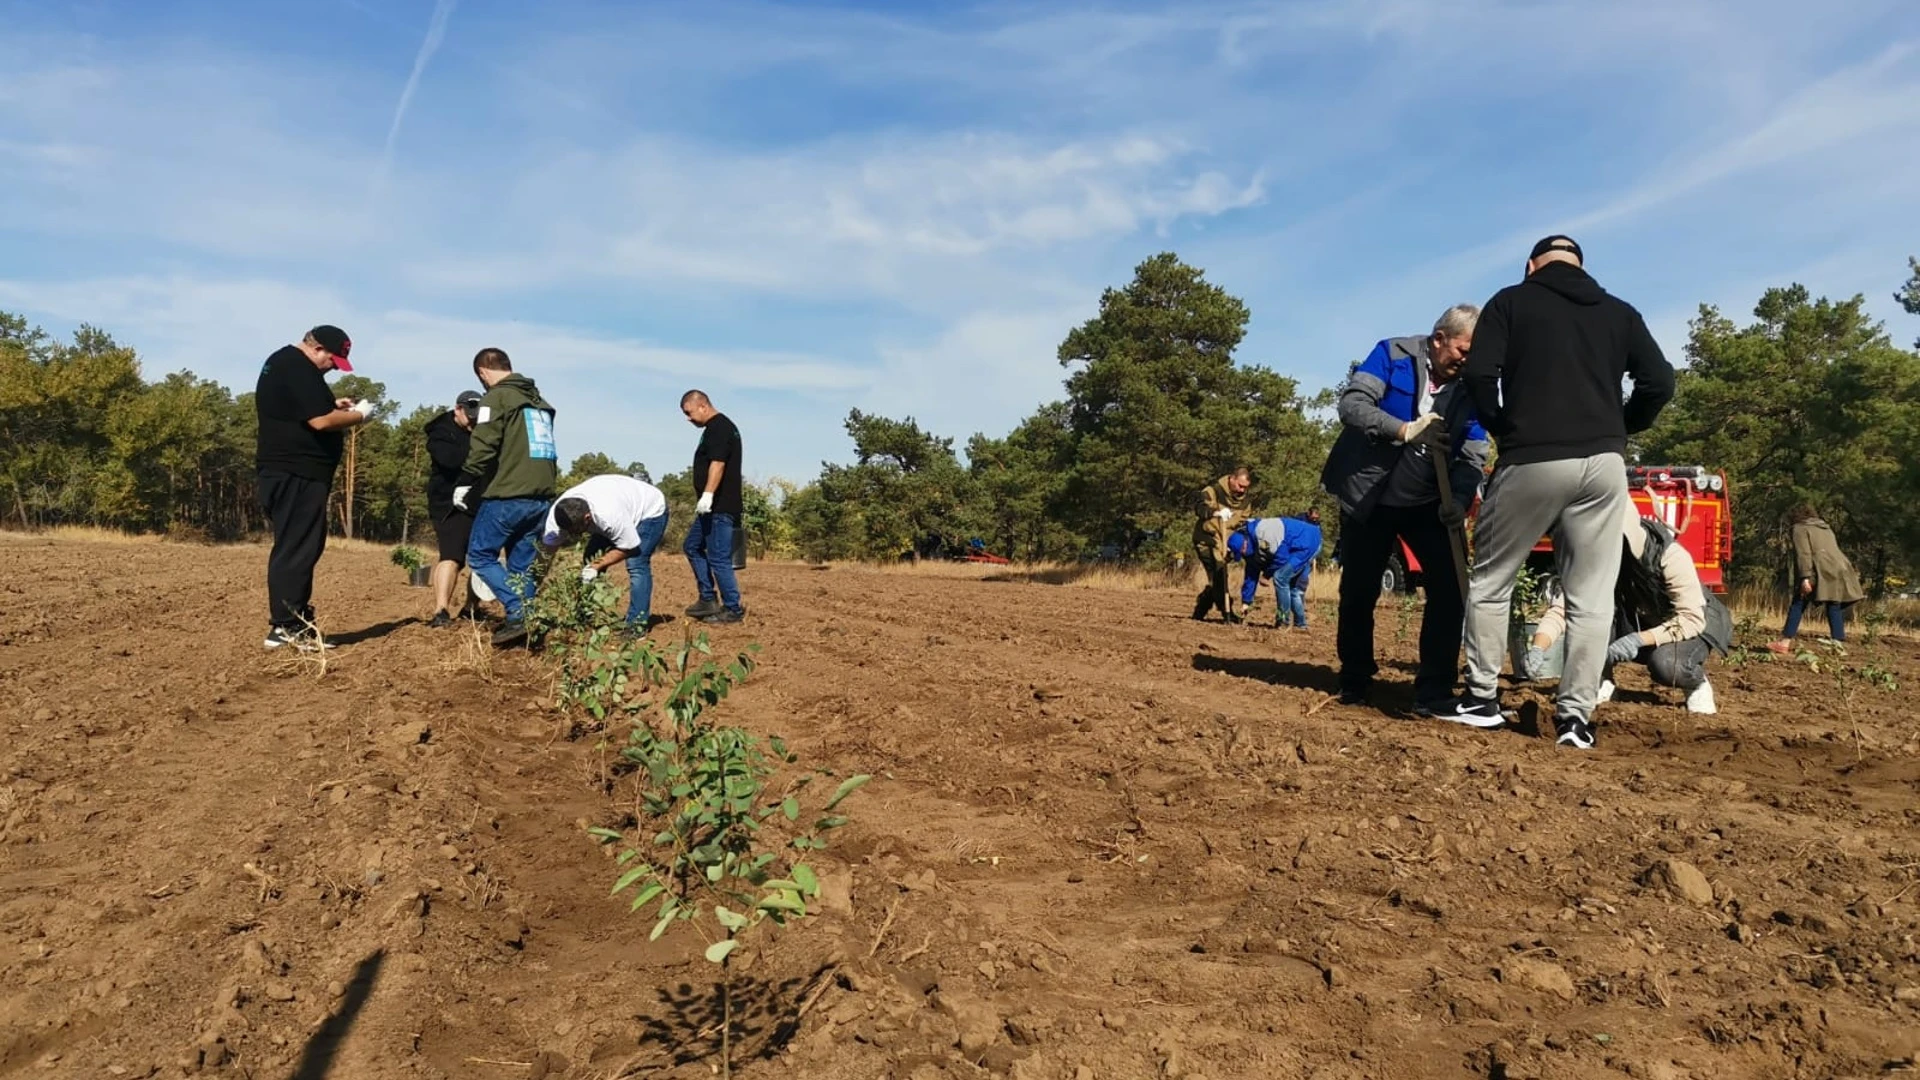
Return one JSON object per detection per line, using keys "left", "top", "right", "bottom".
{"left": 1465, "top": 453, "right": 1629, "bottom": 722}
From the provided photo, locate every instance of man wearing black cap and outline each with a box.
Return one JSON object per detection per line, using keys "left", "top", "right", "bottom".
{"left": 1446, "top": 237, "right": 1675, "bottom": 749}
{"left": 423, "top": 389, "right": 490, "bottom": 627}
{"left": 255, "top": 325, "right": 373, "bottom": 650}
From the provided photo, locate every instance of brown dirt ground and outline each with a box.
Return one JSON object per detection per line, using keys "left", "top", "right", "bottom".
{"left": 2, "top": 534, "right": 1918, "bottom": 1080}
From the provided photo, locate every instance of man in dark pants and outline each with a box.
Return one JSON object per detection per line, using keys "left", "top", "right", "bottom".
{"left": 255, "top": 325, "right": 372, "bottom": 650}
{"left": 679, "top": 389, "right": 746, "bottom": 624}
{"left": 1320, "top": 304, "right": 1489, "bottom": 710}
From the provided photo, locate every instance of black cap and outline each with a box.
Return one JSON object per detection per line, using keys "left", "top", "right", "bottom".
{"left": 455, "top": 390, "right": 483, "bottom": 408}
{"left": 1528, "top": 235, "right": 1582, "bottom": 264}
{"left": 308, "top": 325, "right": 353, "bottom": 371}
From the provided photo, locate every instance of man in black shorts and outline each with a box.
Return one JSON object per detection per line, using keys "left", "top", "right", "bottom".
{"left": 424, "top": 390, "right": 489, "bottom": 626}
{"left": 255, "top": 325, "right": 373, "bottom": 650}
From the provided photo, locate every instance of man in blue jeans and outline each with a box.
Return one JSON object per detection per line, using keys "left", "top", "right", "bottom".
{"left": 679, "top": 389, "right": 747, "bottom": 624}
{"left": 541, "top": 474, "right": 670, "bottom": 632}
{"left": 455, "top": 347, "right": 559, "bottom": 646}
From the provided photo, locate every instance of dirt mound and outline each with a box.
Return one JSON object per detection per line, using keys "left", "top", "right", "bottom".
{"left": 2, "top": 535, "right": 1917, "bottom": 1079}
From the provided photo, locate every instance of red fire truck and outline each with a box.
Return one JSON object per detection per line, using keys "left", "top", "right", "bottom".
{"left": 1382, "top": 465, "right": 1733, "bottom": 595}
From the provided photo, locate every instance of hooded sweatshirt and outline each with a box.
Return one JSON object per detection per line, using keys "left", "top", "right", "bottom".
{"left": 1463, "top": 262, "right": 1675, "bottom": 466}
{"left": 460, "top": 373, "right": 559, "bottom": 501}
{"left": 1236, "top": 517, "right": 1322, "bottom": 607}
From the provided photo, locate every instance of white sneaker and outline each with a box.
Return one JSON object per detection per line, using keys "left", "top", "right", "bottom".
{"left": 1686, "top": 680, "right": 1717, "bottom": 714}
{"left": 1597, "top": 679, "right": 1616, "bottom": 703}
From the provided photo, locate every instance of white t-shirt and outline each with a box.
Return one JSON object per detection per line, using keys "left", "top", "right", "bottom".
{"left": 543, "top": 475, "right": 668, "bottom": 551}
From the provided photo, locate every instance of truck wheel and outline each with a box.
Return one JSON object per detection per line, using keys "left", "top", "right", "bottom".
{"left": 1382, "top": 554, "right": 1408, "bottom": 595}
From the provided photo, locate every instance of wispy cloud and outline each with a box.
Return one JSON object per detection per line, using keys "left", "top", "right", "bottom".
{"left": 379, "top": 0, "right": 458, "bottom": 176}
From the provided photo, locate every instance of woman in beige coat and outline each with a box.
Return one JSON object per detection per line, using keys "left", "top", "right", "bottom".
{"left": 1767, "top": 505, "right": 1866, "bottom": 653}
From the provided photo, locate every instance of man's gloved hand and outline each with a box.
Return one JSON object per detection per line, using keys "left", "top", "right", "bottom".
{"left": 1521, "top": 646, "right": 1551, "bottom": 680}
{"left": 1213, "top": 507, "right": 1234, "bottom": 521}
{"left": 452, "top": 485, "right": 471, "bottom": 510}
{"left": 1438, "top": 501, "right": 1467, "bottom": 530}
{"left": 1400, "top": 412, "right": 1443, "bottom": 444}
{"left": 349, "top": 398, "right": 375, "bottom": 418}
{"left": 1606, "top": 633, "right": 1644, "bottom": 665}
{"left": 579, "top": 566, "right": 599, "bottom": 584}
{"left": 696, "top": 492, "right": 714, "bottom": 515}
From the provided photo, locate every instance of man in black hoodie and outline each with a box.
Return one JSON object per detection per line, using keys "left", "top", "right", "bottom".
{"left": 1447, "top": 236, "right": 1675, "bottom": 749}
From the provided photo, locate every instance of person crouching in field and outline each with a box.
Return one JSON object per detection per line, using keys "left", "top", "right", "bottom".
{"left": 540, "top": 474, "right": 671, "bottom": 633}
{"left": 1192, "top": 467, "right": 1253, "bottom": 623}
{"left": 1276, "top": 509, "right": 1323, "bottom": 629}
{"left": 1523, "top": 504, "right": 1732, "bottom": 715}
{"left": 1227, "top": 515, "right": 1322, "bottom": 627}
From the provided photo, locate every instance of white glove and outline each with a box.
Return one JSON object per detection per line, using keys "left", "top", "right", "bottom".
{"left": 1400, "top": 412, "right": 1442, "bottom": 444}
{"left": 452, "top": 486, "right": 471, "bottom": 510}
{"left": 469, "top": 574, "right": 495, "bottom": 603}
{"left": 579, "top": 566, "right": 598, "bottom": 583}
{"left": 696, "top": 492, "right": 714, "bottom": 515}
{"left": 349, "top": 399, "right": 375, "bottom": 418}
{"left": 1213, "top": 507, "right": 1233, "bottom": 521}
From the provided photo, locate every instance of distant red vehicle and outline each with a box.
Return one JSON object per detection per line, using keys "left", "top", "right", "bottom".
{"left": 1383, "top": 465, "right": 1734, "bottom": 595}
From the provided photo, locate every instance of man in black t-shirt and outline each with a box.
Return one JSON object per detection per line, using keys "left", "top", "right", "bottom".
{"left": 254, "top": 325, "right": 373, "bottom": 650}
{"left": 679, "top": 389, "right": 745, "bottom": 623}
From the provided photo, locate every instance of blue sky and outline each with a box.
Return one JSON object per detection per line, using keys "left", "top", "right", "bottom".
{"left": 3, "top": 0, "right": 1918, "bottom": 484}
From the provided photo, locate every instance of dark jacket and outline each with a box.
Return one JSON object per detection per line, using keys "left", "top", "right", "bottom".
{"left": 461, "top": 374, "right": 559, "bottom": 501}
{"left": 1319, "top": 336, "right": 1489, "bottom": 520}
{"left": 1463, "top": 262, "right": 1675, "bottom": 466}
{"left": 425, "top": 411, "right": 477, "bottom": 519}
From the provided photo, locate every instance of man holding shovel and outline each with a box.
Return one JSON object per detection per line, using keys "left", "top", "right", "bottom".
{"left": 1320, "top": 305, "right": 1489, "bottom": 712}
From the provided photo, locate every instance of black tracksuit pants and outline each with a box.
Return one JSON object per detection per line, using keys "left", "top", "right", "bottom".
{"left": 260, "top": 471, "right": 331, "bottom": 630}
{"left": 1336, "top": 503, "right": 1465, "bottom": 704}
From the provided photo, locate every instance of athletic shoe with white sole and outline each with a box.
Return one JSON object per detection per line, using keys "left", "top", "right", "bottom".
{"left": 1686, "top": 680, "right": 1717, "bottom": 714}
{"left": 1555, "top": 716, "right": 1596, "bottom": 749}
{"left": 263, "top": 626, "right": 332, "bottom": 652}
{"left": 1439, "top": 694, "right": 1507, "bottom": 729}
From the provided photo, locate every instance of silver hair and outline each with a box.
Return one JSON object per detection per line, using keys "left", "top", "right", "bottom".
{"left": 1432, "top": 304, "right": 1480, "bottom": 339}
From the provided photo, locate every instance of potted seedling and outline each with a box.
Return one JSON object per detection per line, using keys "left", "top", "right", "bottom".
{"left": 391, "top": 544, "right": 431, "bottom": 587}
{"left": 1508, "top": 563, "right": 1566, "bottom": 680}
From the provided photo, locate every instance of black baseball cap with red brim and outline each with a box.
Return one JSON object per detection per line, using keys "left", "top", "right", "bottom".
{"left": 309, "top": 325, "right": 354, "bottom": 372}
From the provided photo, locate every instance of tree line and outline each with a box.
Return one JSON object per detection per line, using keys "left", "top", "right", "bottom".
{"left": 4, "top": 254, "right": 1915, "bottom": 591}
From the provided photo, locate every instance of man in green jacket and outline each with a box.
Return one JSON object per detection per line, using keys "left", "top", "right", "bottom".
{"left": 455, "top": 347, "right": 559, "bottom": 645}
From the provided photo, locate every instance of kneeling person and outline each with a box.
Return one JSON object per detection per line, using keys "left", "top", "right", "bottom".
{"left": 542, "top": 474, "right": 671, "bottom": 631}
{"left": 1228, "top": 515, "right": 1323, "bottom": 625}
{"left": 1524, "top": 506, "right": 1730, "bottom": 714}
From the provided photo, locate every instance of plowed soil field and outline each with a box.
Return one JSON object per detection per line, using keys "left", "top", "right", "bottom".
{"left": 3, "top": 533, "right": 1918, "bottom": 1080}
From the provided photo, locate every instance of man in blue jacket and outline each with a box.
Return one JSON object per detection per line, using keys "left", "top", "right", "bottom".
{"left": 1229, "top": 515, "right": 1322, "bottom": 622}
{"left": 1319, "top": 304, "right": 1490, "bottom": 713}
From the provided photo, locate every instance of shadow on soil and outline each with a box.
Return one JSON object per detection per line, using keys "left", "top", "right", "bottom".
{"left": 330, "top": 619, "right": 419, "bottom": 646}
{"left": 291, "top": 949, "right": 384, "bottom": 1080}
{"left": 620, "top": 965, "right": 836, "bottom": 1071}
{"left": 1192, "top": 653, "right": 1341, "bottom": 694}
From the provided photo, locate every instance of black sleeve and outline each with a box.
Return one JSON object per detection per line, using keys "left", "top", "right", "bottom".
{"left": 1620, "top": 307, "right": 1676, "bottom": 434}
{"left": 292, "top": 364, "right": 336, "bottom": 424}
{"left": 698, "top": 419, "right": 734, "bottom": 466}
{"left": 426, "top": 417, "right": 468, "bottom": 472}
{"left": 1462, "top": 292, "right": 1511, "bottom": 437}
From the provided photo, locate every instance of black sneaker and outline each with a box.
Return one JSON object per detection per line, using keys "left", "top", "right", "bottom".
{"left": 428, "top": 610, "right": 452, "bottom": 629}
{"left": 491, "top": 620, "right": 529, "bottom": 647}
{"left": 699, "top": 607, "right": 745, "bottom": 625}
{"left": 263, "top": 626, "right": 332, "bottom": 652}
{"left": 685, "top": 598, "right": 723, "bottom": 619}
{"left": 1191, "top": 595, "right": 1212, "bottom": 621}
{"left": 1437, "top": 694, "right": 1506, "bottom": 729}
{"left": 1554, "top": 716, "right": 1597, "bottom": 750}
